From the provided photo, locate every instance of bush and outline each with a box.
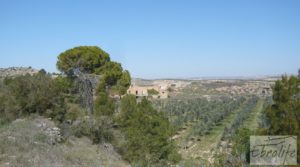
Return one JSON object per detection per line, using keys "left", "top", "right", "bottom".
{"left": 94, "top": 92, "right": 115, "bottom": 116}
{"left": 0, "top": 72, "right": 68, "bottom": 123}
{"left": 65, "top": 104, "right": 84, "bottom": 122}
{"left": 119, "top": 96, "right": 181, "bottom": 165}
{"left": 148, "top": 88, "right": 159, "bottom": 95}
{"left": 72, "top": 116, "right": 114, "bottom": 144}
{"left": 260, "top": 75, "right": 300, "bottom": 163}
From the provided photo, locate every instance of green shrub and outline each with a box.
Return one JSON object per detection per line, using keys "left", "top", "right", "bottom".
{"left": 147, "top": 88, "right": 159, "bottom": 95}
{"left": 0, "top": 72, "right": 68, "bottom": 123}
{"left": 72, "top": 116, "right": 114, "bottom": 144}
{"left": 94, "top": 92, "right": 115, "bottom": 116}
{"left": 119, "top": 96, "right": 181, "bottom": 165}
{"left": 65, "top": 104, "right": 84, "bottom": 122}
{"left": 90, "top": 119, "right": 114, "bottom": 143}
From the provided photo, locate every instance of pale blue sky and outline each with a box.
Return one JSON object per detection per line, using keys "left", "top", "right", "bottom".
{"left": 0, "top": 0, "right": 299, "bottom": 78}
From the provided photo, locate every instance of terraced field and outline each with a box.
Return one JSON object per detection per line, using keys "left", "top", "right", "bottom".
{"left": 154, "top": 96, "right": 267, "bottom": 165}
{"left": 176, "top": 100, "right": 248, "bottom": 162}
{"left": 242, "top": 99, "right": 265, "bottom": 131}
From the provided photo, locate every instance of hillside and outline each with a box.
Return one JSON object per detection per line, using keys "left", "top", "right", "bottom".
{"left": 0, "top": 43, "right": 298, "bottom": 166}
{"left": 0, "top": 67, "right": 39, "bottom": 78}
{"left": 0, "top": 116, "right": 130, "bottom": 167}
{"left": 0, "top": 45, "right": 182, "bottom": 166}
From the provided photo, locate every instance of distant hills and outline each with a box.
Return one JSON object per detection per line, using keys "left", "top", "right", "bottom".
{"left": 0, "top": 67, "right": 39, "bottom": 77}
{"left": 0, "top": 67, "right": 281, "bottom": 81}
{"left": 132, "top": 75, "right": 281, "bottom": 83}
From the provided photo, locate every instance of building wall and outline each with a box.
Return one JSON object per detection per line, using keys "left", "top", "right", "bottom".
{"left": 127, "top": 85, "right": 169, "bottom": 99}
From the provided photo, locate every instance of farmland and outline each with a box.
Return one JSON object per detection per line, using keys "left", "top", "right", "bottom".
{"left": 151, "top": 79, "right": 273, "bottom": 165}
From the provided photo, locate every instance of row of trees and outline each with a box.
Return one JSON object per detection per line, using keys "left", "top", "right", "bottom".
{"left": 190, "top": 97, "right": 246, "bottom": 137}
{"left": 210, "top": 97, "right": 259, "bottom": 166}
{"left": 153, "top": 96, "right": 246, "bottom": 130}
{"left": 216, "top": 71, "right": 300, "bottom": 165}
{"left": 153, "top": 95, "right": 250, "bottom": 154}
{"left": 221, "top": 97, "right": 258, "bottom": 141}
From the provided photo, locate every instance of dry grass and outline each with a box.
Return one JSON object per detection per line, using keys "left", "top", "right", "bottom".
{"left": 0, "top": 117, "right": 130, "bottom": 167}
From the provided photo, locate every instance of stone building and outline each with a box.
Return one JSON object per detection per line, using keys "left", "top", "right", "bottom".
{"left": 127, "top": 85, "right": 169, "bottom": 99}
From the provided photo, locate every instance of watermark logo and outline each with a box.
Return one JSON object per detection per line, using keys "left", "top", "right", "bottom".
{"left": 250, "top": 136, "right": 297, "bottom": 165}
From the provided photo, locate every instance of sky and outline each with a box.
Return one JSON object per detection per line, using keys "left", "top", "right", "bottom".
{"left": 0, "top": 0, "right": 300, "bottom": 79}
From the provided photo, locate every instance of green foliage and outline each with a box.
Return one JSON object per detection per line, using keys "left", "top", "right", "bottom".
{"left": 213, "top": 128, "right": 252, "bottom": 167}
{"left": 114, "top": 70, "right": 131, "bottom": 95}
{"left": 221, "top": 97, "right": 258, "bottom": 140}
{"left": 96, "top": 61, "right": 123, "bottom": 85}
{"left": 272, "top": 75, "right": 299, "bottom": 104}
{"left": 119, "top": 94, "right": 137, "bottom": 126}
{"left": 38, "top": 69, "right": 47, "bottom": 75}
{"left": 90, "top": 117, "right": 114, "bottom": 144}
{"left": 0, "top": 81, "right": 17, "bottom": 124}
{"left": 179, "top": 158, "right": 203, "bottom": 167}
{"left": 0, "top": 72, "right": 68, "bottom": 123}
{"left": 231, "top": 128, "right": 251, "bottom": 163}
{"left": 153, "top": 96, "right": 246, "bottom": 131}
{"left": 261, "top": 74, "right": 300, "bottom": 162}
{"left": 97, "top": 62, "right": 131, "bottom": 95}
{"left": 94, "top": 92, "right": 115, "bottom": 116}
{"left": 56, "top": 46, "right": 131, "bottom": 96}
{"left": 148, "top": 88, "right": 159, "bottom": 95}
{"left": 57, "top": 46, "right": 110, "bottom": 74}
{"left": 119, "top": 96, "right": 181, "bottom": 166}
{"left": 65, "top": 104, "right": 84, "bottom": 122}
{"left": 72, "top": 116, "right": 114, "bottom": 144}
{"left": 263, "top": 75, "right": 300, "bottom": 135}
{"left": 53, "top": 75, "right": 73, "bottom": 94}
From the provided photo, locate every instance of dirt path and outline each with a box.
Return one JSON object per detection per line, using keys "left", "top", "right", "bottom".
{"left": 242, "top": 99, "right": 265, "bottom": 132}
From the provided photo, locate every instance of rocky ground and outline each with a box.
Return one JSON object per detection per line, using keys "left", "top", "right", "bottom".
{"left": 0, "top": 116, "right": 130, "bottom": 167}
